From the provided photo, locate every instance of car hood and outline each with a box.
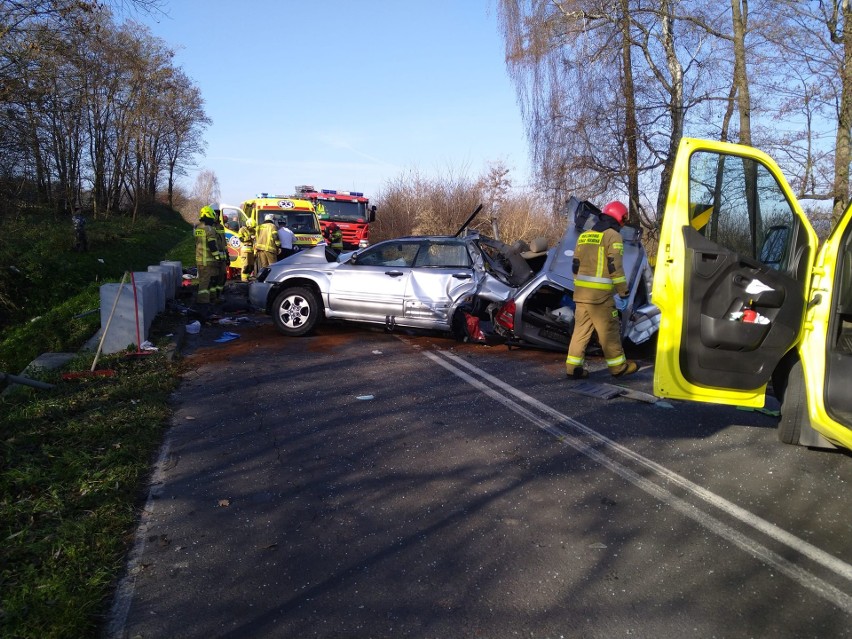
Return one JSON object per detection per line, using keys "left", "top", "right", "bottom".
{"left": 265, "top": 245, "right": 341, "bottom": 276}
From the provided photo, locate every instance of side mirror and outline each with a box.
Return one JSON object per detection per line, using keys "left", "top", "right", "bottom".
{"left": 368, "top": 205, "right": 377, "bottom": 223}
{"left": 759, "top": 225, "right": 789, "bottom": 269}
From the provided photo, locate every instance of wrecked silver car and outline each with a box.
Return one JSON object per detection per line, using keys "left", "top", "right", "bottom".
{"left": 489, "top": 197, "right": 660, "bottom": 351}
{"left": 249, "top": 199, "right": 659, "bottom": 349}
{"left": 248, "top": 205, "right": 527, "bottom": 337}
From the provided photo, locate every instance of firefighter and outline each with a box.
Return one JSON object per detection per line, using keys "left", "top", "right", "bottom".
{"left": 565, "top": 200, "right": 639, "bottom": 379}
{"left": 237, "top": 217, "right": 256, "bottom": 282}
{"left": 254, "top": 213, "right": 281, "bottom": 269}
{"left": 327, "top": 221, "right": 343, "bottom": 253}
{"left": 195, "top": 205, "right": 223, "bottom": 310}
{"left": 212, "top": 206, "right": 229, "bottom": 301}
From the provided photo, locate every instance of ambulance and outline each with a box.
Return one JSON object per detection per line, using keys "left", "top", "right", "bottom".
{"left": 226, "top": 195, "right": 325, "bottom": 274}
{"left": 653, "top": 138, "right": 852, "bottom": 451}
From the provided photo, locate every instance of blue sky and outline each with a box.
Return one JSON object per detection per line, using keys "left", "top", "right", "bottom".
{"left": 136, "top": 1, "right": 532, "bottom": 205}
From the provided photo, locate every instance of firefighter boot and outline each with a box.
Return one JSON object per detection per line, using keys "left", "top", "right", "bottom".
{"left": 612, "top": 360, "right": 639, "bottom": 378}
{"left": 567, "top": 367, "right": 589, "bottom": 380}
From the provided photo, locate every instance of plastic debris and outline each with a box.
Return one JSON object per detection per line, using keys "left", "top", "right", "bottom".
{"left": 214, "top": 331, "right": 240, "bottom": 343}
{"left": 356, "top": 395, "right": 375, "bottom": 401}
{"left": 139, "top": 340, "right": 158, "bottom": 351}
{"left": 186, "top": 320, "right": 201, "bottom": 334}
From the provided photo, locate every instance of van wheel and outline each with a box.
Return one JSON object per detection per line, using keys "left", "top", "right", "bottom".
{"left": 778, "top": 360, "right": 806, "bottom": 445}
{"left": 272, "top": 287, "right": 321, "bottom": 336}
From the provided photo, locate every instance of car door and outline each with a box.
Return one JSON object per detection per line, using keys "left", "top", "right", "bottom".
{"left": 797, "top": 205, "right": 852, "bottom": 448}
{"left": 403, "top": 240, "right": 478, "bottom": 328}
{"left": 653, "top": 138, "right": 818, "bottom": 408}
{"left": 326, "top": 240, "right": 419, "bottom": 321}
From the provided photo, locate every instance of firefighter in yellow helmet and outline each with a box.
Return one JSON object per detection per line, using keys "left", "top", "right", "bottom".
{"left": 254, "top": 213, "right": 281, "bottom": 270}
{"left": 195, "top": 205, "right": 223, "bottom": 310}
{"left": 565, "top": 200, "right": 639, "bottom": 379}
{"left": 212, "top": 206, "right": 229, "bottom": 301}
{"left": 237, "top": 217, "right": 257, "bottom": 282}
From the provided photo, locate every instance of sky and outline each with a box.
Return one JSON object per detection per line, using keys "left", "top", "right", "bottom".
{"left": 135, "top": 0, "right": 533, "bottom": 206}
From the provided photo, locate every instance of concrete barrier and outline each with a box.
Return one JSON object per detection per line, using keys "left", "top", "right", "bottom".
{"left": 96, "top": 280, "right": 155, "bottom": 354}
{"left": 158, "top": 261, "right": 183, "bottom": 298}
{"left": 132, "top": 272, "right": 165, "bottom": 313}
{"left": 148, "top": 264, "right": 175, "bottom": 300}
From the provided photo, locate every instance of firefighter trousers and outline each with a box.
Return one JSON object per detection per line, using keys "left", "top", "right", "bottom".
{"left": 565, "top": 299, "right": 628, "bottom": 375}
{"left": 240, "top": 246, "right": 255, "bottom": 282}
{"left": 255, "top": 249, "right": 278, "bottom": 270}
{"left": 195, "top": 264, "right": 219, "bottom": 304}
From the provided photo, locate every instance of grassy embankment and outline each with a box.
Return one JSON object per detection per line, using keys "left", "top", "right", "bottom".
{"left": 0, "top": 205, "right": 196, "bottom": 638}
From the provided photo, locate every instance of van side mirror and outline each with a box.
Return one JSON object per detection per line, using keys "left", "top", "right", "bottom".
{"left": 759, "top": 225, "right": 789, "bottom": 269}
{"left": 368, "top": 205, "right": 377, "bottom": 223}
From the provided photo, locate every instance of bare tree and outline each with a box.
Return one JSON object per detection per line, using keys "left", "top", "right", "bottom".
{"left": 189, "top": 168, "right": 220, "bottom": 222}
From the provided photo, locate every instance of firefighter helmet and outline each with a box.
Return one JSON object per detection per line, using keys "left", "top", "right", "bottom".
{"left": 263, "top": 213, "right": 276, "bottom": 223}
{"left": 601, "top": 201, "right": 629, "bottom": 225}
{"left": 246, "top": 218, "right": 256, "bottom": 228}
{"left": 199, "top": 205, "right": 216, "bottom": 222}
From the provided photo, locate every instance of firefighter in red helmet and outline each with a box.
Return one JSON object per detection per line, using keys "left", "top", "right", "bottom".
{"left": 565, "top": 200, "right": 639, "bottom": 379}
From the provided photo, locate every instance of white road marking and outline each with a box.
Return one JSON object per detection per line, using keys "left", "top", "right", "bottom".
{"left": 422, "top": 348, "right": 852, "bottom": 614}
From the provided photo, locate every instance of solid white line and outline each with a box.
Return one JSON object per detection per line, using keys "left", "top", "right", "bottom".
{"left": 422, "top": 349, "right": 852, "bottom": 614}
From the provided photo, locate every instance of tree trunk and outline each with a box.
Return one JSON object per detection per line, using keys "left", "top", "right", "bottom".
{"left": 620, "top": 0, "right": 640, "bottom": 224}
{"left": 655, "top": 0, "right": 684, "bottom": 222}
{"left": 833, "top": 1, "right": 852, "bottom": 228}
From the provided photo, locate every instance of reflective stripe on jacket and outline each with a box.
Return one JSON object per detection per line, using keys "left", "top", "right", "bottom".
{"left": 238, "top": 226, "right": 255, "bottom": 248}
{"left": 255, "top": 221, "right": 281, "bottom": 252}
{"left": 194, "top": 223, "right": 219, "bottom": 266}
{"left": 572, "top": 226, "right": 628, "bottom": 304}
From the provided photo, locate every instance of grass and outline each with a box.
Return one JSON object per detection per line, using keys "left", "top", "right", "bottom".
{"left": 0, "top": 204, "right": 197, "bottom": 638}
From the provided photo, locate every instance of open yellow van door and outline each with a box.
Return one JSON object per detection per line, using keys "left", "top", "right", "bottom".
{"left": 653, "top": 138, "right": 852, "bottom": 451}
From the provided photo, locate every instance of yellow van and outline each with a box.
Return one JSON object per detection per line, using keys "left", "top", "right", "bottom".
{"left": 227, "top": 195, "right": 325, "bottom": 274}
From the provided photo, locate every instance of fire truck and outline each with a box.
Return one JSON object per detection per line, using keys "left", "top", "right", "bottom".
{"left": 294, "top": 185, "right": 376, "bottom": 250}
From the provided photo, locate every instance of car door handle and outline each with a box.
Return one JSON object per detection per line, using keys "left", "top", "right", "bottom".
{"left": 452, "top": 273, "right": 472, "bottom": 279}
{"left": 384, "top": 270, "right": 405, "bottom": 277}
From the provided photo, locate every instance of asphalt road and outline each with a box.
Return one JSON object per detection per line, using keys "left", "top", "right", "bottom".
{"left": 105, "top": 306, "right": 852, "bottom": 639}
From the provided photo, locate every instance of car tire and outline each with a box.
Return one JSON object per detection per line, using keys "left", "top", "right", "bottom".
{"left": 778, "top": 359, "right": 806, "bottom": 445}
{"left": 271, "top": 287, "right": 321, "bottom": 337}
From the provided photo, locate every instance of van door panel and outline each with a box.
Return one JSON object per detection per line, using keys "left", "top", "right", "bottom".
{"left": 680, "top": 226, "right": 804, "bottom": 388}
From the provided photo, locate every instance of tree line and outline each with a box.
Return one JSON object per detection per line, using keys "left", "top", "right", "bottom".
{"left": 496, "top": 0, "right": 851, "bottom": 234}
{"left": 0, "top": 0, "right": 208, "bottom": 219}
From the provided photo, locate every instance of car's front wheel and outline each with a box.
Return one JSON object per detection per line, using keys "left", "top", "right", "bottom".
{"left": 271, "top": 287, "right": 321, "bottom": 336}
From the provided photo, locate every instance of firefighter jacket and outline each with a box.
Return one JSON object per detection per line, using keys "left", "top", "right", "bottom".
{"left": 238, "top": 225, "right": 255, "bottom": 248}
{"left": 215, "top": 224, "right": 228, "bottom": 263}
{"left": 330, "top": 226, "right": 343, "bottom": 249}
{"left": 255, "top": 220, "right": 281, "bottom": 253}
{"left": 571, "top": 217, "right": 629, "bottom": 304}
{"left": 195, "top": 222, "right": 220, "bottom": 266}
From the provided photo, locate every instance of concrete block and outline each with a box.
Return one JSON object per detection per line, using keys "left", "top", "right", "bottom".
{"left": 98, "top": 281, "right": 155, "bottom": 354}
{"left": 159, "top": 261, "right": 183, "bottom": 297}
{"left": 148, "top": 264, "right": 175, "bottom": 299}
{"left": 133, "top": 272, "right": 166, "bottom": 313}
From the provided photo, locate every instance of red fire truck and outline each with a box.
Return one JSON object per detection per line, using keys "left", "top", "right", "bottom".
{"left": 294, "top": 185, "right": 376, "bottom": 250}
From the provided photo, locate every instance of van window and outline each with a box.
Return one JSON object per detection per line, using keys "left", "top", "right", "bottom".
{"left": 688, "top": 151, "right": 796, "bottom": 265}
